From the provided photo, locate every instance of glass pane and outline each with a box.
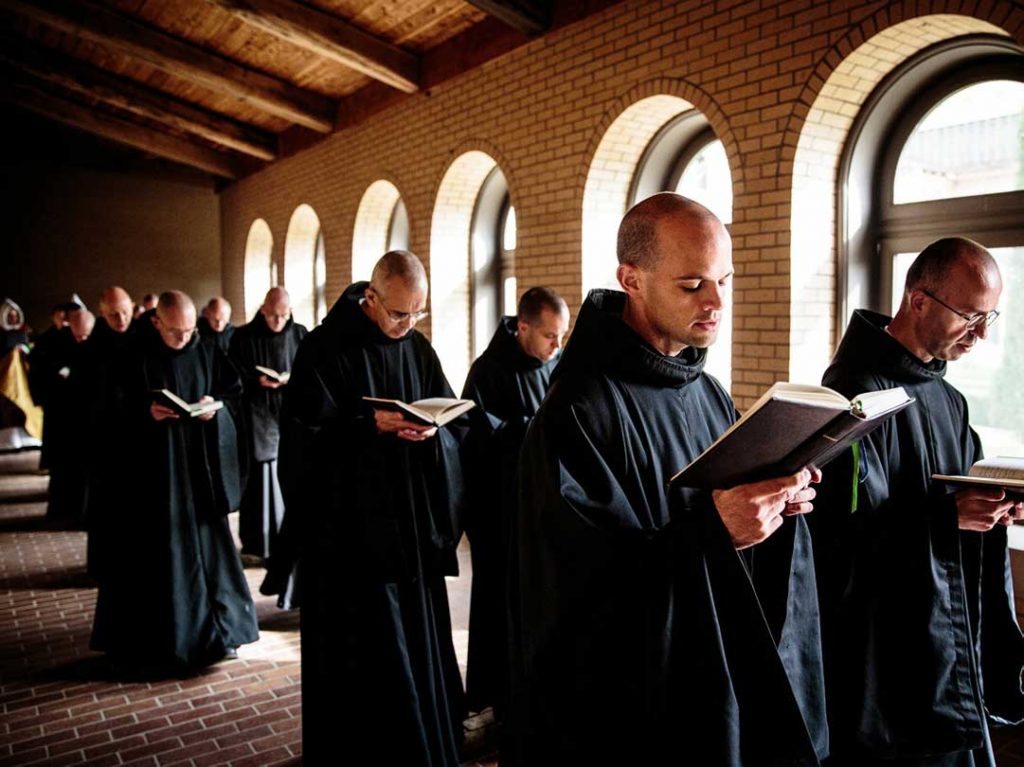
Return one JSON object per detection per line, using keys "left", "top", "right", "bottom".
{"left": 894, "top": 80, "right": 1024, "bottom": 204}
{"left": 502, "top": 206, "right": 517, "bottom": 251}
{"left": 891, "top": 247, "right": 1024, "bottom": 457}
{"left": 314, "top": 230, "right": 327, "bottom": 325}
{"left": 388, "top": 199, "right": 410, "bottom": 252}
{"left": 675, "top": 139, "right": 733, "bottom": 225}
{"left": 503, "top": 276, "right": 517, "bottom": 318}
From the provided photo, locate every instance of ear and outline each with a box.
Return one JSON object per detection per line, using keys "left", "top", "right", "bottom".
{"left": 907, "top": 289, "right": 928, "bottom": 315}
{"left": 516, "top": 318, "right": 529, "bottom": 336}
{"left": 617, "top": 263, "right": 642, "bottom": 296}
{"left": 150, "top": 314, "right": 160, "bottom": 329}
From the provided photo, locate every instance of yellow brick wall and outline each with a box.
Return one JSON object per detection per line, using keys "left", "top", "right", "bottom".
{"left": 218, "top": 0, "right": 1024, "bottom": 405}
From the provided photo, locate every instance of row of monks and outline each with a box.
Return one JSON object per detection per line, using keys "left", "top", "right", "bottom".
{"left": 26, "top": 192, "right": 1024, "bottom": 766}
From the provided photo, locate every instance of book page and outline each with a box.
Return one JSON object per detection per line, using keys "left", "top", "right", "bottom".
{"left": 969, "top": 456, "right": 1024, "bottom": 481}
{"left": 411, "top": 398, "right": 468, "bottom": 419}
{"left": 852, "top": 387, "right": 911, "bottom": 419}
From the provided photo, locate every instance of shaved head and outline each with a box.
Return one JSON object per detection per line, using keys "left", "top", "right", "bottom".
{"left": 67, "top": 308, "right": 95, "bottom": 343}
{"left": 152, "top": 291, "right": 197, "bottom": 350}
{"left": 203, "top": 296, "right": 232, "bottom": 333}
{"left": 98, "top": 286, "right": 133, "bottom": 333}
{"left": 617, "top": 193, "right": 728, "bottom": 272}
{"left": 260, "top": 287, "right": 292, "bottom": 333}
{"left": 370, "top": 250, "right": 428, "bottom": 294}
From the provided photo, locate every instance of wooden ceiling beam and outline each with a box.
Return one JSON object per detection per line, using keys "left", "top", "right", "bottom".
{"left": 2, "top": 81, "right": 244, "bottom": 178}
{"left": 206, "top": 0, "right": 420, "bottom": 94}
{"left": 0, "top": 0, "right": 335, "bottom": 132}
{"left": 465, "top": 0, "right": 549, "bottom": 35}
{"left": 0, "top": 41, "right": 277, "bottom": 161}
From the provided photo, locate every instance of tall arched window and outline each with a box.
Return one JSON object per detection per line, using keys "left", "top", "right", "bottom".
{"left": 352, "top": 181, "right": 409, "bottom": 282}
{"left": 283, "top": 204, "right": 322, "bottom": 329}
{"left": 844, "top": 39, "right": 1024, "bottom": 456}
{"left": 243, "top": 219, "right": 273, "bottom": 322}
{"left": 470, "top": 168, "right": 516, "bottom": 358}
{"left": 628, "top": 108, "right": 734, "bottom": 388}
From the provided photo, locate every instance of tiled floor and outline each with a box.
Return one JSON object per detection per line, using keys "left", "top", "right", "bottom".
{"left": 0, "top": 451, "right": 497, "bottom": 767}
{"left": 1, "top": 449, "right": 1020, "bottom": 766}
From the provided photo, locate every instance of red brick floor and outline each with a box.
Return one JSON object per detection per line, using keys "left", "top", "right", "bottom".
{"left": 0, "top": 451, "right": 497, "bottom": 767}
{"left": 1, "top": 449, "right": 1019, "bottom": 766}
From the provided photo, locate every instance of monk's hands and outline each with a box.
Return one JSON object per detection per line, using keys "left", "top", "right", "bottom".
{"left": 373, "top": 409, "right": 437, "bottom": 442}
{"left": 712, "top": 467, "right": 821, "bottom": 550}
{"left": 956, "top": 487, "right": 1023, "bottom": 531}
{"left": 195, "top": 395, "right": 218, "bottom": 421}
{"left": 258, "top": 374, "right": 284, "bottom": 390}
{"left": 150, "top": 403, "right": 179, "bottom": 421}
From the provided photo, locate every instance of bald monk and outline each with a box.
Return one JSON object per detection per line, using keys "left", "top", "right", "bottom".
{"left": 198, "top": 296, "right": 235, "bottom": 353}
{"left": 91, "top": 291, "right": 257, "bottom": 669}
{"left": 37, "top": 307, "right": 95, "bottom": 526}
{"left": 83, "top": 287, "right": 140, "bottom": 581}
{"left": 508, "top": 194, "right": 827, "bottom": 765}
{"left": 276, "top": 251, "right": 467, "bottom": 764}
{"left": 228, "top": 287, "right": 306, "bottom": 577}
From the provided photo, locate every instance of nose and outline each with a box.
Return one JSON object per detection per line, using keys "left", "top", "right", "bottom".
{"left": 972, "top": 321, "right": 989, "bottom": 340}
{"left": 705, "top": 283, "right": 725, "bottom": 312}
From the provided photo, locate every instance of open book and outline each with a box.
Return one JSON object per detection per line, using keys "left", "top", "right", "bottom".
{"left": 933, "top": 457, "right": 1024, "bottom": 501}
{"left": 255, "top": 365, "right": 290, "bottom": 384}
{"left": 152, "top": 389, "right": 224, "bottom": 418}
{"left": 671, "top": 382, "right": 913, "bottom": 489}
{"left": 362, "top": 396, "right": 475, "bottom": 427}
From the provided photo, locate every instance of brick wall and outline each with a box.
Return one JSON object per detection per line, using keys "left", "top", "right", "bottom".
{"left": 3, "top": 160, "right": 221, "bottom": 334}
{"left": 218, "top": 0, "right": 1024, "bottom": 402}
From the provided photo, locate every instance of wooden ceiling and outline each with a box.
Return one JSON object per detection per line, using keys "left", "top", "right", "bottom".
{"left": 0, "top": 0, "right": 568, "bottom": 180}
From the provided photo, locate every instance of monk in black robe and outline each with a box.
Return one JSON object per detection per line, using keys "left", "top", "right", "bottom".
{"left": 509, "top": 194, "right": 828, "bottom": 766}
{"left": 198, "top": 296, "right": 235, "bottom": 353}
{"left": 811, "top": 238, "right": 1024, "bottom": 767}
{"left": 461, "top": 286, "right": 568, "bottom": 718}
{"left": 229, "top": 287, "right": 306, "bottom": 573}
{"left": 277, "top": 251, "right": 466, "bottom": 765}
{"left": 83, "top": 286, "right": 139, "bottom": 582}
{"left": 35, "top": 308, "right": 94, "bottom": 526}
{"left": 90, "top": 290, "right": 258, "bottom": 669}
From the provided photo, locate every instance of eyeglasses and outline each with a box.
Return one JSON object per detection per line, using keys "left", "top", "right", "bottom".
{"left": 370, "top": 289, "right": 428, "bottom": 324}
{"left": 922, "top": 289, "right": 999, "bottom": 330}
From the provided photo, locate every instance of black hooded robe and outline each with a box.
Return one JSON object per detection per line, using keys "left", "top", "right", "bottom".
{"left": 811, "top": 310, "right": 1024, "bottom": 767}
{"left": 197, "top": 316, "right": 235, "bottom": 354}
{"left": 276, "top": 282, "right": 466, "bottom": 765}
{"left": 508, "top": 290, "right": 828, "bottom": 767}
{"left": 228, "top": 313, "right": 306, "bottom": 565}
{"left": 460, "top": 316, "right": 557, "bottom": 715}
{"left": 90, "top": 331, "right": 258, "bottom": 667}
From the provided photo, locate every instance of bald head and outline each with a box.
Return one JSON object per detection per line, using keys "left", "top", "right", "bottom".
{"left": 98, "top": 286, "right": 133, "bottom": 333}
{"left": 617, "top": 193, "right": 728, "bottom": 272}
{"left": 204, "top": 296, "right": 232, "bottom": 333}
{"left": 370, "top": 250, "right": 428, "bottom": 294}
{"left": 67, "top": 309, "right": 95, "bottom": 343}
{"left": 904, "top": 237, "right": 1000, "bottom": 294}
{"left": 260, "top": 287, "right": 291, "bottom": 333}
{"left": 153, "top": 291, "right": 197, "bottom": 350}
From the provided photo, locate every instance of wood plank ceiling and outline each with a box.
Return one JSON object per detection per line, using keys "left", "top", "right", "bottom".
{"left": 0, "top": 0, "right": 558, "bottom": 180}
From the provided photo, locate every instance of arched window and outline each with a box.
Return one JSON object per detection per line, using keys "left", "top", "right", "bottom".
{"left": 620, "top": 106, "right": 735, "bottom": 389}
{"left": 470, "top": 168, "right": 516, "bottom": 358}
{"left": 844, "top": 39, "right": 1024, "bottom": 456}
{"left": 243, "top": 219, "right": 273, "bottom": 322}
{"left": 352, "top": 180, "right": 409, "bottom": 282}
{"left": 430, "top": 150, "right": 509, "bottom": 390}
{"left": 283, "top": 204, "right": 322, "bottom": 329}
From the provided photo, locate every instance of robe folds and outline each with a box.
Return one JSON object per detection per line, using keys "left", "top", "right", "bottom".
{"left": 508, "top": 289, "right": 828, "bottom": 767}
{"left": 90, "top": 330, "right": 257, "bottom": 667}
{"left": 30, "top": 326, "right": 90, "bottom": 525}
{"left": 811, "top": 310, "right": 1024, "bottom": 767}
{"left": 276, "top": 282, "right": 467, "bottom": 766}
{"left": 461, "top": 316, "right": 557, "bottom": 715}
{"left": 82, "top": 319, "right": 137, "bottom": 580}
{"left": 228, "top": 313, "right": 306, "bottom": 563}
